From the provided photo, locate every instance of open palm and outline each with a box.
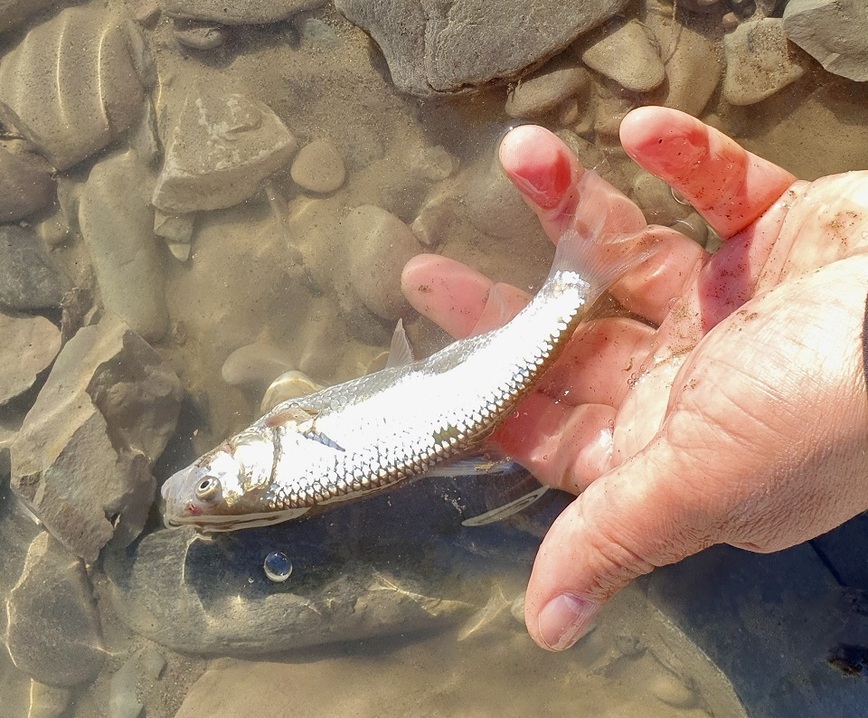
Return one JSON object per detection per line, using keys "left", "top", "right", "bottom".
{"left": 402, "top": 107, "right": 868, "bottom": 650}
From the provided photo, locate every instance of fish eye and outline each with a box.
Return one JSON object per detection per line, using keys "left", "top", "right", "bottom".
{"left": 195, "top": 476, "right": 221, "bottom": 501}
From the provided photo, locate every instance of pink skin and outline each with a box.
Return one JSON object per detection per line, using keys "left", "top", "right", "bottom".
{"left": 401, "top": 106, "right": 868, "bottom": 651}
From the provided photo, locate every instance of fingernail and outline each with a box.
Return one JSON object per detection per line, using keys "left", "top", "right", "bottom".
{"left": 538, "top": 594, "right": 598, "bottom": 651}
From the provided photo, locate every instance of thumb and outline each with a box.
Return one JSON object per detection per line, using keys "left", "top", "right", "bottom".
{"left": 525, "top": 441, "right": 713, "bottom": 651}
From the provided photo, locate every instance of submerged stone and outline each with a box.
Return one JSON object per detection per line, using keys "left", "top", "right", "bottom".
{"left": 0, "top": 144, "right": 55, "bottom": 222}
{"left": 0, "top": 225, "right": 69, "bottom": 311}
{"left": 0, "top": 312, "right": 61, "bottom": 406}
{"left": 162, "top": 0, "right": 325, "bottom": 25}
{"left": 6, "top": 532, "right": 104, "bottom": 686}
{"left": 580, "top": 20, "right": 666, "bottom": 93}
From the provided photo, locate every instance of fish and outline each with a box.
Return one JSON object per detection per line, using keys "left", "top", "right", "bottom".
{"left": 161, "top": 179, "right": 655, "bottom": 532}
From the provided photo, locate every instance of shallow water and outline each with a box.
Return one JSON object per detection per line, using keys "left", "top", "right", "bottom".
{"left": 1, "top": 1, "right": 868, "bottom": 716}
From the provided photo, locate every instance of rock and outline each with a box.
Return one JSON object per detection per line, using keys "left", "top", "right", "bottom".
{"left": 0, "top": 7, "right": 151, "bottom": 171}
{"left": 79, "top": 150, "right": 168, "bottom": 342}
{"left": 644, "top": 10, "right": 723, "bottom": 116}
{"left": 407, "top": 145, "right": 456, "bottom": 183}
{"left": 261, "top": 369, "right": 323, "bottom": 413}
{"left": 0, "top": 225, "right": 69, "bottom": 311}
{"left": 26, "top": 681, "right": 73, "bottom": 718}
{"left": 783, "top": 0, "right": 868, "bottom": 82}
{"left": 505, "top": 60, "right": 590, "bottom": 119}
{"left": 580, "top": 20, "right": 666, "bottom": 93}
{"left": 723, "top": 19, "right": 808, "bottom": 106}
{"left": 11, "top": 314, "right": 182, "bottom": 562}
{"left": 173, "top": 19, "right": 227, "bottom": 50}
{"left": 108, "top": 649, "right": 165, "bottom": 718}
{"left": 290, "top": 139, "right": 347, "bottom": 194}
{"left": 221, "top": 343, "right": 293, "bottom": 391}
{"left": 0, "top": 143, "right": 55, "bottom": 222}
{"left": 0, "top": 0, "right": 60, "bottom": 35}
{"left": 630, "top": 170, "right": 693, "bottom": 226}
{"left": 335, "top": 0, "right": 630, "bottom": 96}
{"left": 0, "top": 312, "right": 61, "bottom": 405}
{"left": 343, "top": 205, "right": 421, "bottom": 321}
{"left": 162, "top": 0, "right": 326, "bottom": 25}
{"left": 152, "top": 90, "right": 298, "bottom": 213}
{"left": 6, "top": 532, "right": 104, "bottom": 686}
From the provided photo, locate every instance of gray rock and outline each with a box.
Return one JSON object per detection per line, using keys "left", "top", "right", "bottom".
{"left": 723, "top": 19, "right": 808, "bottom": 106}
{"left": 290, "top": 139, "right": 347, "bottom": 194}
{"left": 25, "top": 681, "right": 72, "bottom": 718}
{"left": 6, "top": 532, "right": 104, "bottom": 686}
{"left": 0, "top": 0, "right": 60, "bottom": 35}
{"left": 162, "top": 0, "right": 325, "bottom": 25}
{"left": 0, "top": 143, "right": 55, "bottom": 222}
{"left": 580, "top": 20, "right": 666, "bottom": 93}
{"left": 0, "top": 225, "right": 69, "bottom": 311}
{"left": 11, "top": 314, "right": 182, "bottom": 562}
{"left": 783, "top": 0, "right": 868, "bottom": 82}
{"left": 0, "top": 7, "right": 151, "bottom": 170}
{"left": 505, "top": 60, "right": 590, "bottom": 119}
{"left": 0, "top": 312, "right": 61, "bottom": 405}
{"left": 152, "top": 90, "right": 298, "bottom": 213}
{"left": 335, "top": 0, "right": 630, "bottom": 96}
{"left": 79, "top": 150, "right": 169, "bottom": 342}
{"left": 344, "top": 205, "right": 421, "bottom": 322}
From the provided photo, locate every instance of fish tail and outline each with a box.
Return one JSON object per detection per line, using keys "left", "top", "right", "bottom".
{"left": 547, "top": 170, "right": 660, "bottom": 294}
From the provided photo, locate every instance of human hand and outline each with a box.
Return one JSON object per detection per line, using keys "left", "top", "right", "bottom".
{"left": 401, "top": 107, "right": 868, "bottom": 651}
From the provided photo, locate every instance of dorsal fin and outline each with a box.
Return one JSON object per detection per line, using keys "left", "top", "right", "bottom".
{"left": 385, "top": 319, "right": 415, "bottom": 368}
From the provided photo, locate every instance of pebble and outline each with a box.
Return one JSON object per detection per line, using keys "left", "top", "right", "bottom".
{"left": 505, "top": 60, "right": 590, "bottom": 119}
{"left": 0, "top": 312, "right": 61, "bottom": 406}
{"left": 11, "top": 314, "right": 182, "bottom": 562}
{"left": 644, "top": 10, "right": 723, "bottom": 116}
{"left": 0, "top": 225, "right": 69, "bottom": 311}
{"left": 79, "top": 150, "right": 169, "bottom": 342}
{"left": 783, "top": 0, "right": 868, "bottom": 82}
{"left": 173, "top": 19, "right": 227, "bottom": 50}
{"left": 152, "top": 89, "right": 298, "bottom": 213}
{"left": 335, "top": 0, "right": 630, "bottom": 96}
{"left": 108, "top": 648, "right": 166, "bottom": 718}
{"left": 0, "top": 7, "right": 151, "bottom": 170}
{"left": 154, "top": 210, "right": 196, "bottom": 262}
{"left": 408, "top": 145, "right": 457, "bottom": 183}
{"left": 290, "top": 139, "right": 347, "bottom": 194}
{"left": 343, "top": 205, "right": 421, "bottom": 322}
{"left": 26, "top": 680, "right": 73, "bottom": 718}
{"left": 161, "top": 0, "right": 326, "bottom": 25}
{"left": 580, "top": 20, "right": 666, "bottom": 93}
{"left": 723, "top": 19, "right": 807, "bottom": 106}
{"left": 260, "top": 370, "right": 323, "bottom": 413}
{"left": 221, "top": 343, "right": 294, "bottom": 391}
{"left": 6, "top": 532, "right": 104, "bottom": 686}
{"left": 631, "top": 170, "right": 693, "bottom": 226}
{"left": 0, "top": 143, "right": 55, "bottom": 222}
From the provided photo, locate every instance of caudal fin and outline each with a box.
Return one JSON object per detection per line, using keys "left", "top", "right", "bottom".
{"left": 547, "top": 170, "right": 660, "bottom": 293}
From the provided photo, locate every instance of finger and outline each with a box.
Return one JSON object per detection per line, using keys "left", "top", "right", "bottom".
{"left": 402, "top": 254, "right": 493, "bottom": 338}
{"left": 524, "top": 439, "right": 714, "bottom": 651}
{"left": 469, "top": 282, "right": 531, "bottom": 335}
{"left": 499, "top": 125, "right": 647, "bottom": 243}
{"left": 619, "top": 106, "right": 797, "bottom": 238}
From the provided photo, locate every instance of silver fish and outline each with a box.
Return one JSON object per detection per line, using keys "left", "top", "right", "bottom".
{"left": 161, "top": 193, "right": 654, "bottom": 532}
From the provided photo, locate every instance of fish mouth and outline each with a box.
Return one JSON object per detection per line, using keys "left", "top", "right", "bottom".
{"left": 162, "top": 507, "right": 310, "bottom": 533}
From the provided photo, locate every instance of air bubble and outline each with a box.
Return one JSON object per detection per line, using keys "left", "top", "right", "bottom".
{"left": 263, "top": 551, "right": 292, "bottom": 582}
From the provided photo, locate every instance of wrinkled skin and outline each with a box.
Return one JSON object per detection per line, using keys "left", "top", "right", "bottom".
{"left": 402, "top": 107, "right": 868, "bottom": 651}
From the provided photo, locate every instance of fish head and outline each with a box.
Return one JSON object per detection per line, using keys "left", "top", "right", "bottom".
{"left": 161, "top": 428, "right": 307, "bottom": 531}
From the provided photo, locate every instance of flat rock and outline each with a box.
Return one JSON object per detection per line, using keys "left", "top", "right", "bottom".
{"left": 783, "top": 0, "right": 868, "bottom": 82}
{"left": 79, "top": 150, "right": 168, "bottom": 342}
{"left": 290, "top": 139, "right": 347, "bottom": 194}
{"left": 335, "top": 0, "right": 630, "bottom": 96}
{"left": 505, "top": 60, "right": 589, "bottom": 119}
{"left": 0, "top": 312, "right": 61, "bottom": 405}
{"left": 0, "top": 7, "right": 151, "bottom": 170}
{"left": 0, "top": 225, "right": 69, "bottom": 311}
{"left": 6, "top": 532, "right": 104, "bottom": 686}
{"left": 11, "top": 314, "right": 182, "bottom": 562}
{"left": 152, "top": 90, "right": 298, "bottom": 213}
{"left": 0, "top": 0, "right": 60, "bottom": 35}
{"left": 0, "top": 144, "right": 55, "bottom": 222}
{"left": 162, "top": 0, "right": 325, "bottom": 25}
{"left": 580, "top": 20, "right": 666, "bottom": 93}
{"left": 344, "top": 205, "right": 421, "bottom": 322}
{"left": 723, "top": 19, "right": 808, "bottom": 106}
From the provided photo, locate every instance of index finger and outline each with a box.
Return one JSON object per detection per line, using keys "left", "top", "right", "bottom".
{"left": 620, "top": 107, "right": 797, "bottom": 238}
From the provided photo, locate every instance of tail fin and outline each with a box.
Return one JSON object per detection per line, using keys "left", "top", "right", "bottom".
{"left": 547, "top": 170, "right": 660, "bottom": 293}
